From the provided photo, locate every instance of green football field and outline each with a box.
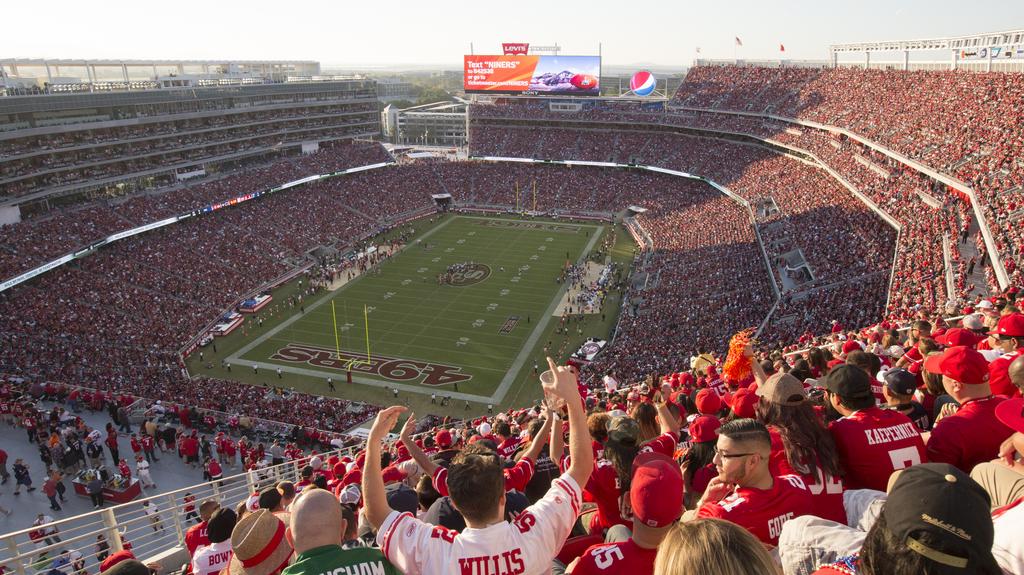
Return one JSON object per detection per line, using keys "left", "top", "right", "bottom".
{"left": 225, "top": 214, "right": 605, "bottom": 405}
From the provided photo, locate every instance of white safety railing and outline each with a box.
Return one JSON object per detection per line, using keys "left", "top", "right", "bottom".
{"left": 0, "top": 448, "right": 355, "bottom": 575}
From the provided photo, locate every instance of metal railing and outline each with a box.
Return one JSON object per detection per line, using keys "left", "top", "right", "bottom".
{"left": 0, "top": 448, "right": 355, "bottom": 575}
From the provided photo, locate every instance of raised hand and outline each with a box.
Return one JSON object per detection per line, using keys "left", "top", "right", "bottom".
{"left": 542, "top": 356, "right": 579, "bottom": 401}
{"left": 369, "top": 406, "right": 407, "bottom": 442}
{"left": 400, "top": 412, "right": 417, "bottom": 442}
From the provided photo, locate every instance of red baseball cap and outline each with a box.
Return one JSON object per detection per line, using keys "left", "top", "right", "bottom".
{"left": 100, "top": 551, "right": 136, "bottom": 573}
{"left": 434, "top": 429, "right": 453, "bottom": 449}
{"left": 935, "top": 328, "right": 984, "bottom": 348}
{"left": 695, "top": 389, "right": 722, "bottom": 415}
{"left": 731, "top": 388, "right": 759, "bottom": 419}
{"left": 842, "top": 340, "right": 862, "bottom": 355}
{"left": 688, "top": 415, "right": 721, "bottom": 443}
{"left": 995, "top": 398, "right": 1024, "bottom": 434}
{"left": 630, "top": 452, "right": 684, "bottom": 528}
{"left": 989, "top": 313, "right": 1024, "bottom": 338}
{"left": 923, "top": 346, "right": 990, "bottom": 385}
{"left": 381, "top": 466, "right": 406, "bottom": 484}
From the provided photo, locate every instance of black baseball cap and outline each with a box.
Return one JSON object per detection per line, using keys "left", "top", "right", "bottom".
{"left": 883, "top": 463, "right": 999, "bottom": 573}
{"left": 823, "top": 364, "right": 874, "bottom": 399}
{"left": 882, "top": 368, "right": 917, "bottom": 396}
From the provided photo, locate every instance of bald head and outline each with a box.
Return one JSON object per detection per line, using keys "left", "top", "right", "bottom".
{"left": 1010, "top": 354, "right": 1024, "bottom": 394}
{"left": 287, "top": 489, "right": 344, "bottom": 554}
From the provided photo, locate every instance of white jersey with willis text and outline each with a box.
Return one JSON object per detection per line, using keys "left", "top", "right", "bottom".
{"left": 376, "top": 473, "right": 582, "bottom": 575}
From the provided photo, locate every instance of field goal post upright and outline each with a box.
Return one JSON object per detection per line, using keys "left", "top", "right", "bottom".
{"left": 344, "top": 303, "right": 372, "bottom": 371}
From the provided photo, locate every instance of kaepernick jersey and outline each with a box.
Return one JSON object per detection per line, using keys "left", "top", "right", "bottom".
{"left": 828, "top": 406, "right": 926, "bottom": 491}
{"left": 697, "top": 474, "right": 818, "bottom": 546}
{"left": 767, "top": 428, "right": 845, "bottom": 524}
{"left": 570, "top": 539, "right": 657, "bottom": 575}
{"left": 433, "top": 458, "right": 535, "bottom": 497}
{"left": 376, "top": 473, "right": 582, "bottom": 575}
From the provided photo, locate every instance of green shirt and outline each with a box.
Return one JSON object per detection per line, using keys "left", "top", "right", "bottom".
{"left": 282, "top": 544, "right": 399, "bottom": 575}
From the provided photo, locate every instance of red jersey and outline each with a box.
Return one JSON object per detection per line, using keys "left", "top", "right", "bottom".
{"left": 638, "top": 431, "right": 678, "bottom": 456}
{"left": 989, "top": 350, "right": 1023, "bottom": 398}
{"left": 927, "top": 395, "right": 1014, "bottom": 473}
{"left": 130, "top": 438, "right": 142, "bottom": 454}
{"left": 828, "top": 407, "right": 926, "bottom": 491}
{"left": 768, "top": 428, "right": 845, "bottom": 523}
{"left": 584, "top": 459, "right": 630, "bottom": 530}
{"left": 432, "top": 457, "right": 535, "bottom": 497}
{"left": 582, "top": 432, "right": 676, "bottom": 531}
{"left": 697, "top": 474, "right": 818, "bottom": 546}
{"left": 184, "top": 522, "right": 209, "bottom": 557}
{"left": 571, "top": 539, "right": 657, "bottom": 575}
{"left": 496, "top": 437, "right": 522, "bottom": 460}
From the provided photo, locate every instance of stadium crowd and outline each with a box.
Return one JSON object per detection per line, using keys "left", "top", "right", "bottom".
{"left": 13, "top": 300, "right": 1024, "bottom": 575}
{"left": 6, "top": 64, "right": 1024, "bottom": 574}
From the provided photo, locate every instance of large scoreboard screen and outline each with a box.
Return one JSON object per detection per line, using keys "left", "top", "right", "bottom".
{"left": 464, "top": 55, "right": 600, "bottom": 96}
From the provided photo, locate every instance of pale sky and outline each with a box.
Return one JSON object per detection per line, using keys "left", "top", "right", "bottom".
{"left": 5, "top": 0, "right": 1023, "bottom": 69}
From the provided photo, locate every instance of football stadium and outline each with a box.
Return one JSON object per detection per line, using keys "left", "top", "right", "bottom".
{"left": 3, "top": 7, "right": 1024, "bottom": 575}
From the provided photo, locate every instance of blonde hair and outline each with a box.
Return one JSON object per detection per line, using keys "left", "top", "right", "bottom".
{"left": 654, "top": 519, "right": 781, "bottom": 575}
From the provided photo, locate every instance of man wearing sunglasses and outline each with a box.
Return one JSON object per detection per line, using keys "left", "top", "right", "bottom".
{"left": 988, "top": 313, "right": 1024, "bottom": 398}
{"left": 693, "top": 418, "right": 816, "bottom": 547}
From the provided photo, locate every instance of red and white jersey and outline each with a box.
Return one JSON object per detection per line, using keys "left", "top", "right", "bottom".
{"left": 376, "top": 473, "right": 582, "bottom": 575}
{"left": 696, "top": 474, "right": 818, "bottom": 547}
{"left": 570, "top": 539, "right": 657, "bottom": 575}
{"left": 767, "top": 428, "right": 845, "bottom": 524}
{"left": 992, "top": 497, "right": 1024, "bottom": 575}
{"left": 828, "top": 406, "right": 927, "bottom": 491}
{"left": 497, "top": 437, "right": 523, "bottom": 460}
{"left": 583, "top": 459, "right": 629, "bottom": 530}
{"left": 433, "top": 458, "right": 535, "bottom": 497}
{"left": 191, "top": 540, "right": 232, "bottom": 575}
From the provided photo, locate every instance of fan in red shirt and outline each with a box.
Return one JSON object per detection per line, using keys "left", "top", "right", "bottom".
{"left": 987, "top": 313, "right": 1024, "bottom": 398}
{"left": 825, "top": 365, "right": 927, "bottom": 491}
{"left": 755, "top": 371, "right": 846, "bottom": 523}
{"left": 493, "top": 421, "right": 522, "bottom": 460}
{"left": 570, "top": 453, "right": 682, "bottom": 575}
{"left": 571, "top": 404, "right": 678, "bottom": 534}
{"left": 924, "top": 345, "right": 1015, "bottom": 473}
{"left": 184, "top": 500, "right": 220, "bottom": 573}
{"left": 695, "top": 419, "right": 817, "bottom": 547}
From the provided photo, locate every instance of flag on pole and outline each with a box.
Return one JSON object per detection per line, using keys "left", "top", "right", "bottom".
{"left": 735, "top": 37, "right": 743, "bottom": 47}
{"left": 780, "top": 44, "right": 786, "bottom": 52}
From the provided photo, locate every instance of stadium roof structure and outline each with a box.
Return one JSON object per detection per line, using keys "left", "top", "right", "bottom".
{"left": 0, "top": 58, "right": 320, "bottom": 86}
{"left": 829, "top": 28, "right": 1024, "bottom": 54}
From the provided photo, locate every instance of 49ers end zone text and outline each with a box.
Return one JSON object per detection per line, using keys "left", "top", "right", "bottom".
{"left": 270, "top": 342, "right": 472, "bottom": 386}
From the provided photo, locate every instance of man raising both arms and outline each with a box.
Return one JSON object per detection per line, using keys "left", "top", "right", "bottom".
{"left": 363, "top": 357, "right": 594, "bottom": 575}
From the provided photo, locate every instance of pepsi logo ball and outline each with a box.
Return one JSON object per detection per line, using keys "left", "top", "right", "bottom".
{"left": 570, "top": 74, "right": 598, "bottom": 90}
{"left": 630, "top": 71, "right": 656, "bottom": 96}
